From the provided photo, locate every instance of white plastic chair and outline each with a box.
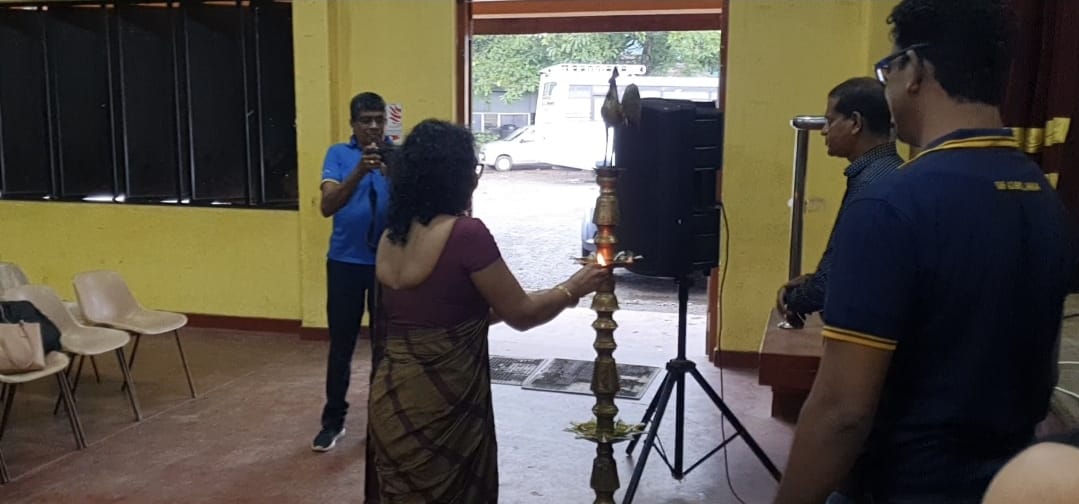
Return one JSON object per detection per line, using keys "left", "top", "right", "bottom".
{"left": 73, "top": 271, "right": 196, "bottom": 398}
{"left": 0, "top": 263, "right": 102, "bottom": 382}
{"left": 0, "top": 263, "right": 29, "bottom": 291}
{"left": 0, "top": 352, "right": 86, "bottom": 484}
{"left": 4, "top": 285, "right": 142, "bottom": 422}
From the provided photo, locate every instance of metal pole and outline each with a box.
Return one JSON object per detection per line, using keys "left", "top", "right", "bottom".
{"left": 787, "top": 115, "right": 826, "bottom": 280}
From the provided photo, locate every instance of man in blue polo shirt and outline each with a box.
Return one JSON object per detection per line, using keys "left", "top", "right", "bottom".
{"left": 775, "top": 1, "right": 1076, "bottom": 503}
{"left": 313, "top": 91, "right": 392, "bottom": 458}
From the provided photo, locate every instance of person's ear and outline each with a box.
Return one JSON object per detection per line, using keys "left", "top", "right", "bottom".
{"left": 906, "top": 51, "right": 925, "bottom": 95}
{"left": 850, "top": 111, "right": 864, "bottom": 136}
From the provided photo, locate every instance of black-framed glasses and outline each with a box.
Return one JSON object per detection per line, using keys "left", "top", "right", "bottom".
{"left": 874, "top": 43, "right": 929, "bottom": 83}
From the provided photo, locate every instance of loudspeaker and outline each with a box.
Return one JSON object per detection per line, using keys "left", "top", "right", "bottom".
{"left": 614, "top": 98, "right": 722, "bottom": 278}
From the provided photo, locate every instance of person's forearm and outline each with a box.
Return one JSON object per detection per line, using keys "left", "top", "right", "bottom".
{"left": 523, "top": 288, "right": 576, "bottom": 328}
{"left": 499, "top": 286, "right": 577, "bottom": 331}
{"left": 774, "top": 400, "right": 872, "bottom": 504}
{"left": 320, "top": 168, "right": 368, "bottom": 217}
{"left": 785, "top": 274, "right": 825, "bottom": 315}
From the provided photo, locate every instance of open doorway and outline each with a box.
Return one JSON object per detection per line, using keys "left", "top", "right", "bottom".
{"left": 464, "top": 6, "right": 725, "bottom": 319}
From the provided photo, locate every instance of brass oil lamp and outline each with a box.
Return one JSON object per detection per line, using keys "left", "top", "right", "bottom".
{"left": 564, "top": 68, "right": 644, "bottom": 504}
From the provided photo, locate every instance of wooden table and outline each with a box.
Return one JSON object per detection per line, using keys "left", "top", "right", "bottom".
{"left": 758, "top": 309, "right": 824, "bottom": 422}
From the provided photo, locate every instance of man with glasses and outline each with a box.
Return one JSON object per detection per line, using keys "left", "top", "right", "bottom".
{"left": 776, "top": 77, "right": 901, "bottom": 327}
{"left": 776, "top": 1, "right": 1076, "bottom": 503}
{"left": 315, "top": 91, "right": 391, "bottom": 501}
{"left": 314, "top": 92, "right": 389, "bottom": 434}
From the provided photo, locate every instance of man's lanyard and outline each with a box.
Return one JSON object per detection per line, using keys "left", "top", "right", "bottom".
{"left": 902, "top": 135, "right": 1019, "bottom": 168}
{"left": 366, "top": 181, "right": 380, "bottom": 252}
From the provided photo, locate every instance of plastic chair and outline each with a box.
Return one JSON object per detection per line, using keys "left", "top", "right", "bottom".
{"left": 3, "top": 285, "right": 142, "bottom": 422}
{"left": 0, "top": 263, "right": 30, "bottom": 291}
{"left": 0, "top": 352, "right": 86, "bottom": 484}
{"left": 0, "top": 262, "right": 101, "bottom": 381}
{"left": 73, "top": 271, "right": 196, "bottom": 398}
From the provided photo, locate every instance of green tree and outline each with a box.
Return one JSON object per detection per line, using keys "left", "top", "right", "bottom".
{"left": 472, "top": 35, "right": 548, "bottom": 103}
{"left": 472, "top": 31, "right": 720, "bottom": 104}
{"left": 667, "top": 31, "right": 723, "bottom": 75}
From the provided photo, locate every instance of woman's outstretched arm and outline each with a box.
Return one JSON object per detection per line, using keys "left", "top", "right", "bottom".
{"left": 472, "top": 260, "right": 608, "bottom": 332}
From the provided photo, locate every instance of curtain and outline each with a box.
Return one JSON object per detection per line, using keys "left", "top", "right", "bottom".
{"left": 1001, "top": 0, "right": 1078, "bottom": 214}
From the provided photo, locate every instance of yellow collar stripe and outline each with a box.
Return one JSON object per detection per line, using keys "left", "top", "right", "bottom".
{"left": 903, "top": 136, "right": 1021, "bottom": 168}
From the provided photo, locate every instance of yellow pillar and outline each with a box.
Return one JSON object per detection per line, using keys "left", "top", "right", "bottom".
{"left": 719, "top": 0, "right": 898, "bottom": 353}
{"left": 292, "top": 0, "right": 457, "bottom": 330}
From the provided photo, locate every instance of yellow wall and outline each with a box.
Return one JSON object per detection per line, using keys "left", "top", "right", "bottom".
{"left": 0, "top": 202, "right": 300, "bottom": 319}
{"left": 718, "top": 0, "right": 900, "bottom": 352}
{"left": 294, "top": 0, "right": 456, "bottom": 329}
{"left": 0, "top": 0, "right": 455, "bottom": 330}
{"left": 866, "top": 0, "right": 898, "bottom": 67}
{"left": 1, "top": 0, "right": 900, "bottom": 340}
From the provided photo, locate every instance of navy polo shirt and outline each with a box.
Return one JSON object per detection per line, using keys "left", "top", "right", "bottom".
{"left": 822, "top": 129, "right": 1076, "bottom": 501}
{"left": 321, "top": 136, "right": 391, "bottom": 265}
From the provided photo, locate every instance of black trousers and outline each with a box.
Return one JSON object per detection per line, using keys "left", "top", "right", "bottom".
{"left": 321, "top": 259, "right": 382, "bottom": 501}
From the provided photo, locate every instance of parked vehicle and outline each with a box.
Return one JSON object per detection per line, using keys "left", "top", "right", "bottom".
{"left": 479, "top": 126, "right": 547, "bottom": 172}
{"left": 479, "top": 122, "right": 607, "bottom": 172}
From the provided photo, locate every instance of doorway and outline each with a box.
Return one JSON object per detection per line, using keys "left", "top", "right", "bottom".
{"left": 459, "top": 1, "right": 727, "bottom": 344}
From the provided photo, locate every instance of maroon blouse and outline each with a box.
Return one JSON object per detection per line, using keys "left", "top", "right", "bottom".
{"left": 380, "top": 217, "right": 501, "bottom": 329}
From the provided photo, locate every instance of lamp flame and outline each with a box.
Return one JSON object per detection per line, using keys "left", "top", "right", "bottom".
{"left": 596, "top": 252, "right": 608, "bottom": 267}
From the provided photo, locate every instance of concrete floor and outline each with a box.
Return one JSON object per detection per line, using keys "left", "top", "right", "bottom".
{"left": 0, "top": 308, "right": 791, "bottom": 503}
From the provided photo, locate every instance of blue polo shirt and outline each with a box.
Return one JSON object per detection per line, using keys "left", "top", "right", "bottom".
{"left": 822, "top": 129, "right": 1076, "bottom": 501}
{"left": 321, "top": 136, "right": 391, "bottom": 265}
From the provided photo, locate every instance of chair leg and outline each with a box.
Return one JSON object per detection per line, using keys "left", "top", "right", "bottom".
{"left": 121, "top": 334, "right": 142, "bottom": 393}
{"left": 0, "top": 445, "right": 9, "bottom": 484}
{"left": 56, "top": 372, "right": 87, "bottom": 450}
{"left": 90, "top": 356, "right": 101, "bottom": 384}
{"left": 72, "top": 355, "right": 85, "bottom": 395}
{"left": 54, "top": 355, "right": 84, "bottom": 416}
{"left": 174, "top": 330, "right": 197, "bottom": 398}
{"left": 0, "top": 385, "right": 7, "bottom": 484}
{"left": 0, "top": 384, "right": 16, "bottom": 442}
{"left": 116, "top": 348, "right": 143, "bottom": 422}
{"left": 128, "top": 334, "right": 141, "bottom": 370}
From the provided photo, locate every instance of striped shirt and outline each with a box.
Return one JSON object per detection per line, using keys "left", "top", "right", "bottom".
{"left": 784, "top": 142, "right": 903, "bottom": 315}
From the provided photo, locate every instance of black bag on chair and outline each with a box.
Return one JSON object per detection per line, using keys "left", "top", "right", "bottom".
{"left": 0, "top": 301, "right": 62, "bottom": 354}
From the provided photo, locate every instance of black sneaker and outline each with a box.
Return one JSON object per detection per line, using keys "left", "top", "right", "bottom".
{"left": 311, "top": 427, "right": 345, "bottom": 452}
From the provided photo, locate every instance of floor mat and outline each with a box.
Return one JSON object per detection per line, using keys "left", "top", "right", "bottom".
{"left": 521, "top": 358, "right": 661, "bottom": 400}
{"left": 489, "top": 356, "right": 547, "bottom": 385}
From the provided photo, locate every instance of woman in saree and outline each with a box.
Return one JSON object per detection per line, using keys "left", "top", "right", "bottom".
{"left": 370, "top": 119, "right": 609, "bottom": 503}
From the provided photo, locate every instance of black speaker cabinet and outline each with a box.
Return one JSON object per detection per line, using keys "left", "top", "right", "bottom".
{"left": 614, "top": 98, "right": 722, "bottom": 278}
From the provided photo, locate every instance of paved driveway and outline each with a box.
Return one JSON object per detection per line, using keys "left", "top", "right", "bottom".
{"left": 473, "top": 167, "right": 708, "bottom": 315}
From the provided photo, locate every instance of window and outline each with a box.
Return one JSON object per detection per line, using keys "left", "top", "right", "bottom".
{"left": 567, "top": 85, "right": 592, "bottom": 99}
{"left": 541, "top": 82, "right": 557, "bottom": 98}
{"left": 0, "top": 1, "right": 297, "bottom": 209}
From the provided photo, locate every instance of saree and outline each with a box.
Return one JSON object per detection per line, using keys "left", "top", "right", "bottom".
{"left": 368, "top": 309, "right": 499, "bottom": 504}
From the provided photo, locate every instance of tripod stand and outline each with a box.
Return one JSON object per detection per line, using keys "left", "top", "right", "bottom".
{"left": 622, "top": 275, "right": 782, "bottom": 504}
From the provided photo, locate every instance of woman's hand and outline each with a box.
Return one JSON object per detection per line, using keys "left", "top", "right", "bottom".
{"left": 564, "top": 264, "right": 612, "bottom": 298}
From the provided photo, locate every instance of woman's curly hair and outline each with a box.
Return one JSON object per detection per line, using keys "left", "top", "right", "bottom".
{"left": 385, "top": 119, "right": 477, "bottom": 245}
